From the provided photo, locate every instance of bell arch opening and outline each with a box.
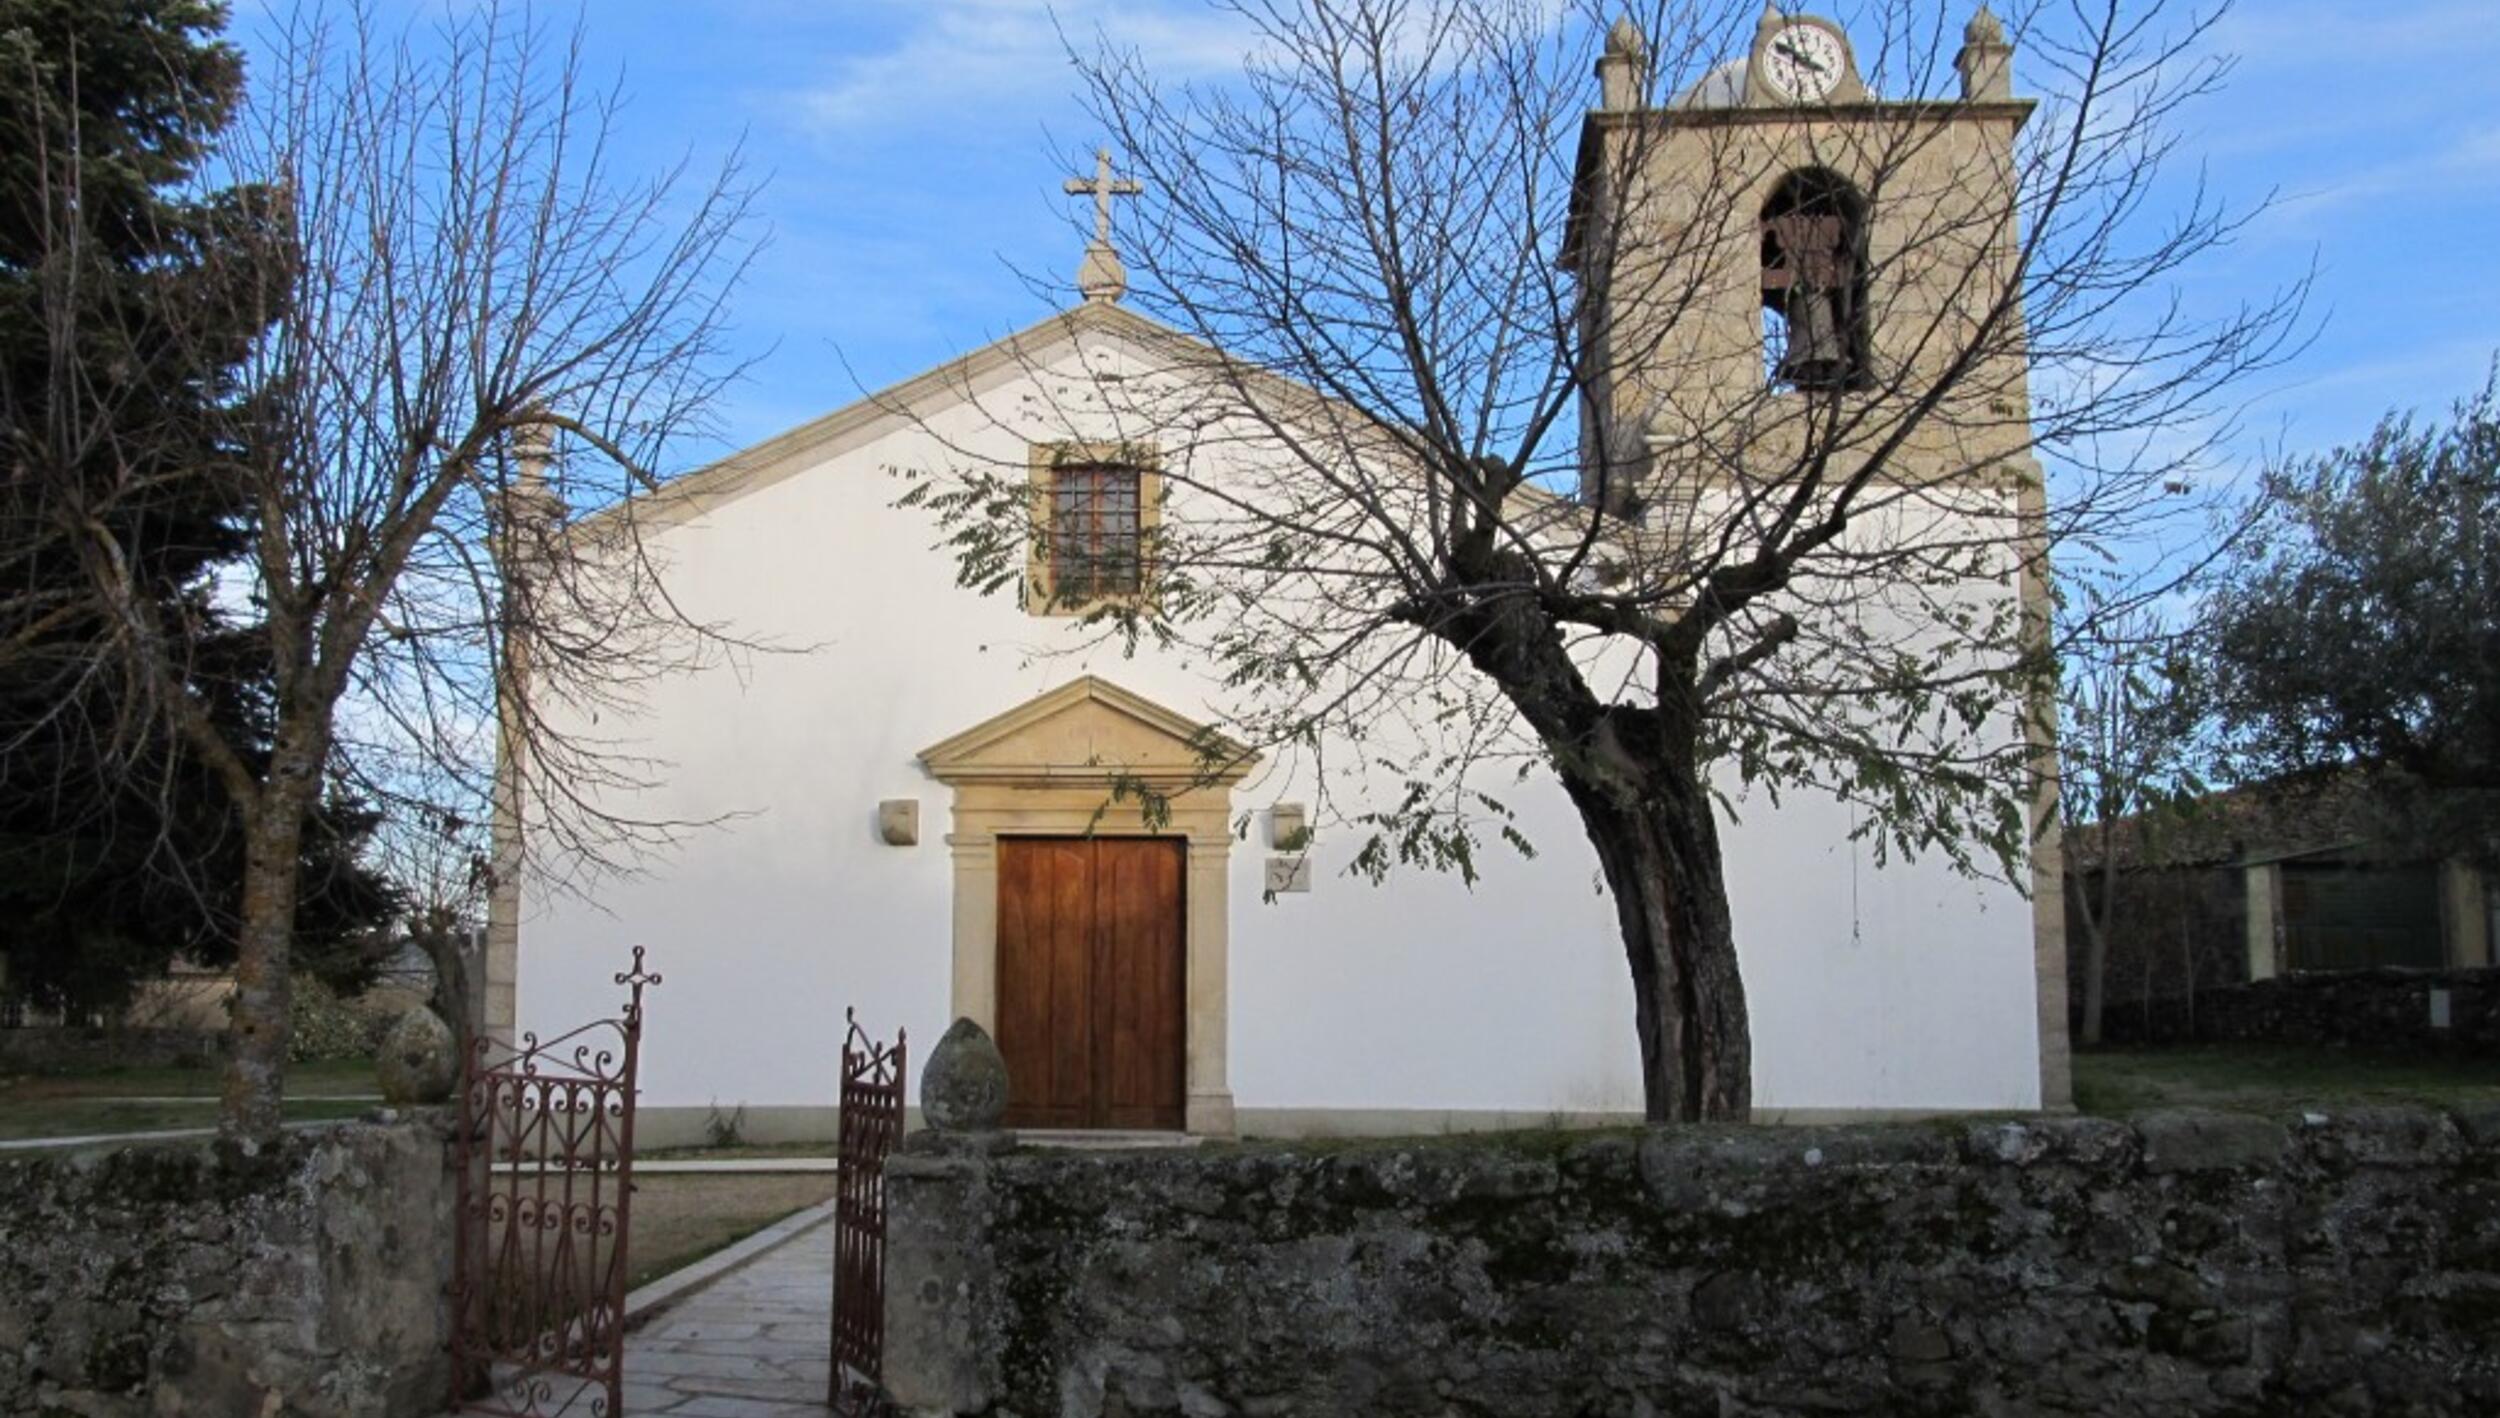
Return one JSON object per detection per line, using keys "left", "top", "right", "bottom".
{"left": 1760, "top": 168, "right": 1872, "bottom": 393}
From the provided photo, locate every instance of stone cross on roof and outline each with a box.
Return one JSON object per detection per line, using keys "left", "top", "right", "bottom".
{"left": 1067, "top": 147, "right": 1142, "bottom": 246}
{"left": 1065, "top": 147, "right": 1143, "bottom": 304}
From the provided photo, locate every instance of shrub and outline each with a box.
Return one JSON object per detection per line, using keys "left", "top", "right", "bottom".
{"left": 702, "top": 1100, "right": 748, "bottom": 1150}
{"left": 286, "top": 977, "right": 371, "bottom": 1063}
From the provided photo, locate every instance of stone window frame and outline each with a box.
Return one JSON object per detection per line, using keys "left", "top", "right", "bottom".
{"left": 1025, "top": 440, "right": 1164, "bottom": 617}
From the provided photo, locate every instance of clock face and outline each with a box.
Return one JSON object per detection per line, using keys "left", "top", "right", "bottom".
{"left": 1761, "top": 22, "right": 1847, "bottom": 102}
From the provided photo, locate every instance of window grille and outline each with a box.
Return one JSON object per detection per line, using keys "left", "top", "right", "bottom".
{"left": 1048, "top": 463, "right": 1143, "bottom": 600}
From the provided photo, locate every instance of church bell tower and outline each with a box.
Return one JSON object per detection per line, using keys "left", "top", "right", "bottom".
{"left": 1563, "top": 4, "right": 2036, "bottom": 518}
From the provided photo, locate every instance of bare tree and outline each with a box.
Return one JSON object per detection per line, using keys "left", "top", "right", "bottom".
{"left": 357, "top": 755, "right": 496, "bottom": 1049}
{"left": 22, "top": 2, "right": 758, "bottom": 1138}
{"left": 0, "top": 0, "right": 412, "bottom": 1025}
{"left": 2060, "top": 602, "right": 2202, "bottom": 1046}
{"left": 911, "top": 0, "right": 2297, "bottom": 1120}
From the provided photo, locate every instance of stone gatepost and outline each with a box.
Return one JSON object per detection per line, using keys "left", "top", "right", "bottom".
{"left": 884, "top": 1017, "right": 1013, "bottom": 1416}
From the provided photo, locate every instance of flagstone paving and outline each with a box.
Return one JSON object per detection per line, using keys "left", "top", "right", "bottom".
{"left": 620, "top": 1216, "right": 835, "bottom": 1415}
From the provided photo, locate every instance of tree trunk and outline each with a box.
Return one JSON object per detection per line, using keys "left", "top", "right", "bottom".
{"left": 2079, "top": 834, "right": 2122, "bottom": 1047}
{"left": 1441, "top": 589, "right": 1750, "bottom": 1121}
{"left": 1562, "top": 764, "right": 1752, "bottom": 1122}
{"left": 424, "top": 920, "right": 483, "bottom": 1055}
{"left": 220, "top": 737, "right": 318, "bottom": 1142}
{"left": 2177, "top": 906, "right": 2195, "bottom": 1036}
{"left": 2079, "top": 909, "right": 2109, "bottom": 1047}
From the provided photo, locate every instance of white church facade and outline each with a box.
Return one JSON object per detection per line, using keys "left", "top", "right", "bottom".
{"left": 497, "top": 8, "right": 2069, "bottom": 1145}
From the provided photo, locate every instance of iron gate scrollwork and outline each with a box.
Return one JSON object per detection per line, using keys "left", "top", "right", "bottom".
{"left": 830, "top": 1008, "right": 907, "bottom": 1415}
{"left": 452, "top": 948, "right": 659, "bottom": 1416}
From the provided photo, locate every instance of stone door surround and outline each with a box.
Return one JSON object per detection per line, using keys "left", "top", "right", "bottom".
{"left": 919, "top": 676, "right": 1254, "bottom": 1136}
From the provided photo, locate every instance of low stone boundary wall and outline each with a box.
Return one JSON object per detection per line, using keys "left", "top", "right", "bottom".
{"left": 885, "top": 1108, "right": 2500, "bottom": 1416}
{"left": 0, "top": 1116, "right": 454, "bottom": 1417}
{"left": 2099, "top": 967, "right": 2500, "bottom": 1055}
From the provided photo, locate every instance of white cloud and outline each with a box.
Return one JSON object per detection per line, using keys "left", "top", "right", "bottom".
{"left": 794, "top": 0, "right": 1256, "bottom": 133}
{"left": 2209, "top": 1, "right": 2500, "bottom": 66}
{"left": 2244, "top": 337, "right": 2500, "bottom": 434}
{"left": 2262, "top": 122, "right": 2500, "bottom": 226}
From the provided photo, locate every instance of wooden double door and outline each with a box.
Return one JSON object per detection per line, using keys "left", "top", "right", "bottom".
{"left": 995, "top": 836, "right": 1187, "bottom": 1130}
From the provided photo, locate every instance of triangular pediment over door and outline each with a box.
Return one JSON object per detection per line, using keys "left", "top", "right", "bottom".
{"left": 918, "top": 676, "right": 1255, "bottom": 789}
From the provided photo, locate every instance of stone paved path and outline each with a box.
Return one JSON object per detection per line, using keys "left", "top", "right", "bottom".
{"left": 620, "top": 1218, "right": 834, "bottom": 1416}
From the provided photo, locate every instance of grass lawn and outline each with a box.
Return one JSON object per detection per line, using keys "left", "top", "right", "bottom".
{"left": 2073, "top": 1044, "right": 2500, "bottom": 1117}
{"left": 0, "top": 1058, "right": 381, "bottom": 1142}
{"left": 624, "top": 1173, "right": 836, "bottom": 1291}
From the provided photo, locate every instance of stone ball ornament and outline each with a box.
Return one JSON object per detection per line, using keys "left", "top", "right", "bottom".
{"left": 375, "top": 1005, "right": 458, "bottom": 1105}
{"left": 921, "top": 1016, "right": 1010, "bottom": 1132}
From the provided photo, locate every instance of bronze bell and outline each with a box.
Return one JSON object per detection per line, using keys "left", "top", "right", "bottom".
{"left": 1761, "top": 206, "right": 1860, "bottom": 391}
{"left": 1778, "top": 284, "right": 1851, "bottom": 389}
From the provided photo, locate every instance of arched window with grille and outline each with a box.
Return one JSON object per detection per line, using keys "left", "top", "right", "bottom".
{"left": 1760, "top": 169, "right": 1871, "bottom": 392}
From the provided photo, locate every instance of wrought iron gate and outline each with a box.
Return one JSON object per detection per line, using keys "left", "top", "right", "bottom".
{"left": 830, "top": 1009, "right": 907, "bottom": 1415}
{"left": 451, "top": 949, "right": 659, "bottom": 1416}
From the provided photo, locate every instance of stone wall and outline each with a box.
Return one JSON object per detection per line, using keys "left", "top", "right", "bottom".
{"left": 0, "top": 1117, "right": 454, "bottom": 1417}
{"left": 2064, "top": 863, "right": 2249, "bottom": 1037}
{"left": 2098, "top": 967, "right": 2500, "bottom": 1056}
{"left": 885, "top": 1109, "right": 2500, "bottom": 1416}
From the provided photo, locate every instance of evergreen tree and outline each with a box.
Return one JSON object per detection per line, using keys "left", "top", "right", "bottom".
{"left": 0, "top": 0, "right": 395, "bottom": 1020}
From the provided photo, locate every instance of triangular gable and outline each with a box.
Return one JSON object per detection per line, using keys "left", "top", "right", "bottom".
{"left": 571, "top": 294, "right": 1574, "bottom": 543}
{"left": 574, "top": 302, "right": 1211, "bottom": 536}
{"left": 919, "top": 676, "right": 1256, "bottom": 788}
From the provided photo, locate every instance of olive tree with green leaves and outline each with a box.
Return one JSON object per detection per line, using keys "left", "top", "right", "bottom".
{"left": 2203, "top": 365, "right": 2500, "bottom": 860}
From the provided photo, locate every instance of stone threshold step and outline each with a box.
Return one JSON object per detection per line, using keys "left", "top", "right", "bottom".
{"left": 1010, "top": 1129, "right": 1206, "bottom": 1150}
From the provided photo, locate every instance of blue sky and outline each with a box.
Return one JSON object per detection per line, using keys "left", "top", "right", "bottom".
{"left": 232, "top": 1, "right": 2500, "bottom": 476}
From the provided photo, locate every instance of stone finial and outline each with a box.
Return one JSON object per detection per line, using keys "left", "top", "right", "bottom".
{"left": 1076, "top": 240, "right": 1128, "bottom": 305}
{"left": 1756, "top": 1, "right": 1784, "bottom": 37}
{"left": 1595, "top": 14, "right": 1649, "bottom": 110}
{"left": 920, "top": 1016, "right": 1009, "bottom": 1132}
{"left": 1957, "top": 4, "right": 2013, "bottom": 101}
{"left": 514, "top": 455, "right": 563, "bottom": 525}
{"left": 507, "top": 411, "right": 566, "bottom": 527}
{"left": 494, "top": 414, "right": 564, "bottom": 584}
{"left": 375, "top": 1006, "right": 457, "bottom": 1105}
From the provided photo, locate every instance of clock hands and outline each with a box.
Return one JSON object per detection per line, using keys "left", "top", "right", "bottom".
{"left": 1773, "top": 39, "right": 1829, "bottom": 75}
